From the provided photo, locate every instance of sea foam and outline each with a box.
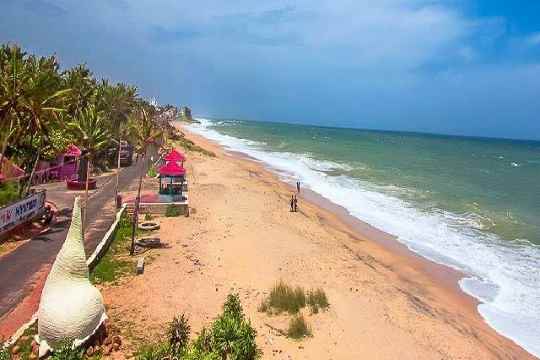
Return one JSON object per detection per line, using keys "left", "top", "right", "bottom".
{"left": 187, "top": 118, "right": 540, "bottom": 357}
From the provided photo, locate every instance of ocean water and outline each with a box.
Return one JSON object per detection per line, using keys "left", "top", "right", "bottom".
{"left": 186, "top": 118, "right": 540, "bottom": 357}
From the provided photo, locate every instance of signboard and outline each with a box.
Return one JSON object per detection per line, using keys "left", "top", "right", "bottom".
{"left": 0, "top": 191, "right": 46, "bottom": 236}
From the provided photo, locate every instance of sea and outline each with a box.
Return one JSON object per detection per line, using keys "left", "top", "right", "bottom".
{"left": 186, "top": 118, "right": 540, "bottom": 357}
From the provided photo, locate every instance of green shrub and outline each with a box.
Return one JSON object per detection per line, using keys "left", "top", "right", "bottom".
{"left": 265, "top": 281, "right": 306, "bottom": 314}
{"left": 167, "top": 314, "right": 190, "bottom": 354}
{"left": 307, "top": 288, "right": 329, "bottom": 312}
{"left": 147, "top": 166, "right": 157, "bottom": 178}
{"left": 287, "top": 315, "right": 311, "bottom": 339}
{"left": 257, "top": 299, "right": 269, "bottom": 313}
{"left": 144, "top": 213, "right": 153, "bottom": 221}
{"left": 211, "top": 313, "right": 259, "bottom": 360}
{"left": 191, "top": 327, "right": 212, "bottom": 354}
{"left": 165, "top": 204, "right": 181, "bottom": 217}
{"left": 50, "top": 340, "right": 84, "bottom": 360}
{"left": 0, "top": 181, "right": 21, "bottom": 208}
{"left": 135, "top": 342, "right": 170, "bottom": 360}
{"left": 0, "top": 346, "right": 10, "bottom": 360}
{"left": 135, "top": 294, "right": 261, "bottom": 360}
{"left": 223, "top": 293, "right": 244, "bottom": 320}
{"left": 182, "top": 347, "right": 221, "bottom": 360}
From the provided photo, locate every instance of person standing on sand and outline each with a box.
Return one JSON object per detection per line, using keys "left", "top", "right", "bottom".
{"left": 297, "top": 181, "right": 301, "bottom": 193}
{"left": 293, "top": 195, "right": 298, "bottom": 212}
{"left": 290, "top": 195, "right": 295, "bottom": 212}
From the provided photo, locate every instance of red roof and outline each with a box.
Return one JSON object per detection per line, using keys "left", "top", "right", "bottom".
{"left": 159, "top": 161, "right": 186, "bottom": 177}
{"left": 164, "top": 149, "right": 186, "bottom": 162}
{"left": 64, "top": 144, "right": 82, "bottom": 157}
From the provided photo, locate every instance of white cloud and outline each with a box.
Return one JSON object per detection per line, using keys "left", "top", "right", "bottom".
{"left": 525, "top": 32, "right": 540, "bottom": 46}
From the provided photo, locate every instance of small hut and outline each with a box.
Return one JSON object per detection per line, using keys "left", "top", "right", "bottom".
{"left": 163, "top": 149, "right": 186, "bottom": 166}
{"left": 158, "top": 161, "right": 186, "bottom": 195}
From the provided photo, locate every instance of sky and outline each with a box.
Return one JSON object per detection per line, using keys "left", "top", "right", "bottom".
{"left": 1, "top": 0, "right": 540, "bottom": 140}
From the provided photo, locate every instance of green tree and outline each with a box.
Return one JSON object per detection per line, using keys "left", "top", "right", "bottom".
{"left": 16, "top": 53, "right": 69, "bottom": 194}
{"left": 128, "top": 105, "right": 163, "bottom": 255}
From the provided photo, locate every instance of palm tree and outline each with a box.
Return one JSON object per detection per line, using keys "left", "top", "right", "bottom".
{"left": 62, "top": 64, "right": 96, "bottom": 117}
{"left": 67, "top": 104, "right": 110, "bottom": 226}
{"left": 97, "top": 81, "right": 138, "bottom": 199}
{"left": 128, "top": 105, "right": 163, "bottom": 255}
{"left": 16, "top": 53, "right": 70, "bottom": 194}
{"left": 0, "top": 44, "right": 28, "bottom": 170}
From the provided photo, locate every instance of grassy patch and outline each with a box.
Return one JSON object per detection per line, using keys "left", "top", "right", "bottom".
{"left": 2, "top": 322, "right": 38, "bottom": 360}
{"left": 307, "top": 288, "right": 330, "bottom": 313}
{"left": 90, "top": 215, "right": 135, "bottom": 284}
{"left": 259, "top": 281, "right": 329, "bottom": 315}
{"left": 174, "top": 137, "right": 215, "bottom": 158}
{"left": 259, "top": 281, "right": 306, "bottom": 314}
{"left": 287, "top": 315, "right": 311, "bottom": 339}
{"left": 49, "top": 340, "right": 84, "bottom": 360}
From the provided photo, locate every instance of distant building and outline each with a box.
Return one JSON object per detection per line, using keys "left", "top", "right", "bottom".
{"left": 180, "top": 106, "right": 193, "bottom": 121}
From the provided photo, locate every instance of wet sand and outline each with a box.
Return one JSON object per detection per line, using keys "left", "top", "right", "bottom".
{"left": 101, "top": 124, "right": 535, "bottom": 359}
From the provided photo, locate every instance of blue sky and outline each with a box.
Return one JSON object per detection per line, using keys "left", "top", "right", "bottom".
{"left": 1, "top": 0, "right": 539, "bottom": 140}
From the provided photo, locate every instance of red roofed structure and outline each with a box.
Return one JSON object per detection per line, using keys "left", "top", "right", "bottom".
{"left": 163, "top": 149, "right": 186, "bottom": 163}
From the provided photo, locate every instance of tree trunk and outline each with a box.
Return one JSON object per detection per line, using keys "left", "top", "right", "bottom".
{"left": 115, "top": 138, "right": 121, "bottom": 200}
{"left": 84, "top": 156, "right": 91, "bottom": 230}
{"left": 23, "top": 144, "right": 41, "bottom": 196}
{"left": 0, "top": 115, "right": 14, "bottom": 171}
{"left": 0, "top": 135, "right": 10, "bottom": 176}
{"left": 130, "top": 148, "right": 146, "bottom": 256}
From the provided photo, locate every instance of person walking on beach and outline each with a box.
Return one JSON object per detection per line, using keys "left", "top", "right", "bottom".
{"left": 290, "top": 195, "right": 295, "bottom": 212}
{"left": 293, "top": 195, "right": 298, "bottom": 212}
{"left": 296, "top": 181, "right": 301, "bottom": 193}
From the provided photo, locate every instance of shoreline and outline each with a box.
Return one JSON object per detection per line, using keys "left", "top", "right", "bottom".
{"left": 228, "top": 149, "right": 472, "bottom": 307}
{"left": 179, "top": 124, "right": 535, "bottom": 358}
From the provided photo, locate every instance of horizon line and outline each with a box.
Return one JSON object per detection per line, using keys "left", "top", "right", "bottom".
{"left": 192, "top": 115, "right": 540, "bottom": 144}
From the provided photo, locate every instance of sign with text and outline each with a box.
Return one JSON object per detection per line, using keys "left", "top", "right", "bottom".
{"left": 0, "top": 191, "right": 46, "bottom": 236}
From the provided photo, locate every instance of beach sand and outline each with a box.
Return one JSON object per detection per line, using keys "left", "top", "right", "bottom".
{"left": 101, "top": 124, "right": 535, "bottom": 359}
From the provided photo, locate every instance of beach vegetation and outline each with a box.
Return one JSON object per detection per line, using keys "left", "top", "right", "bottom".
{"left": 3, "top": 321, "right": 38, "bottom": 360}
{"left": 146, "top": 165, "right": 157, "bottom": 178}
{"left": 287, "top": 315, "right": 311, "bottom": 339}
{"left": 135, "top": 294, "right": 261, "bottom": 360}
{"left": 259, "top": 281, "right": 330, "bottom": 315}
{"left": 90, "top": 214, "right": 134, "bottom": 284}
{"left": 50, "top": 340, "right": 84, "bottom": 360}
{"left": 0, "top": 347, "right": 9, "bottom": 360}
{"left": 174, "top": 136, "right": 216, "bottom": 157}
{"left": 167, "top": 314, "right": 191, "bottom": 354}
{"left": 260, "top": 280, "right": 306, "bottom": 314}
{"left": 143, "top": 213, "right": 153, "bottom": 221}
{"left": 0, "top": 181, "right": 21, "bottom": 207}
{"left": 307, "top": 288, "right": 330, "bottom": 313}
{"left": 165, "top": 204, "right": 182, "bottom": 217}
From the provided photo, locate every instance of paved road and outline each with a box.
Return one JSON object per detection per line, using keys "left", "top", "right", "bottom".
{"left": 0, "top": 159, "right": 146, "bottom": 323}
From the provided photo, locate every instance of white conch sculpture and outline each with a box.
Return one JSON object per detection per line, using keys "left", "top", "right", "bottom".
{"left": 37, "top": 196, "right": 107, "bottom": 355}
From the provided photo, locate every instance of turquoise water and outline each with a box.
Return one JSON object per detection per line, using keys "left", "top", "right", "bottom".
{"left": 205, "top": 119, "right": 540, "bottom": 245}
{"left": 187, "top": 118, "right": 540, "bottom": 356}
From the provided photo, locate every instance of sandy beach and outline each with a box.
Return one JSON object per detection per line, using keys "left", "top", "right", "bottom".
{"left": 101, "top": 124, "right": 535, "bottom": 359}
